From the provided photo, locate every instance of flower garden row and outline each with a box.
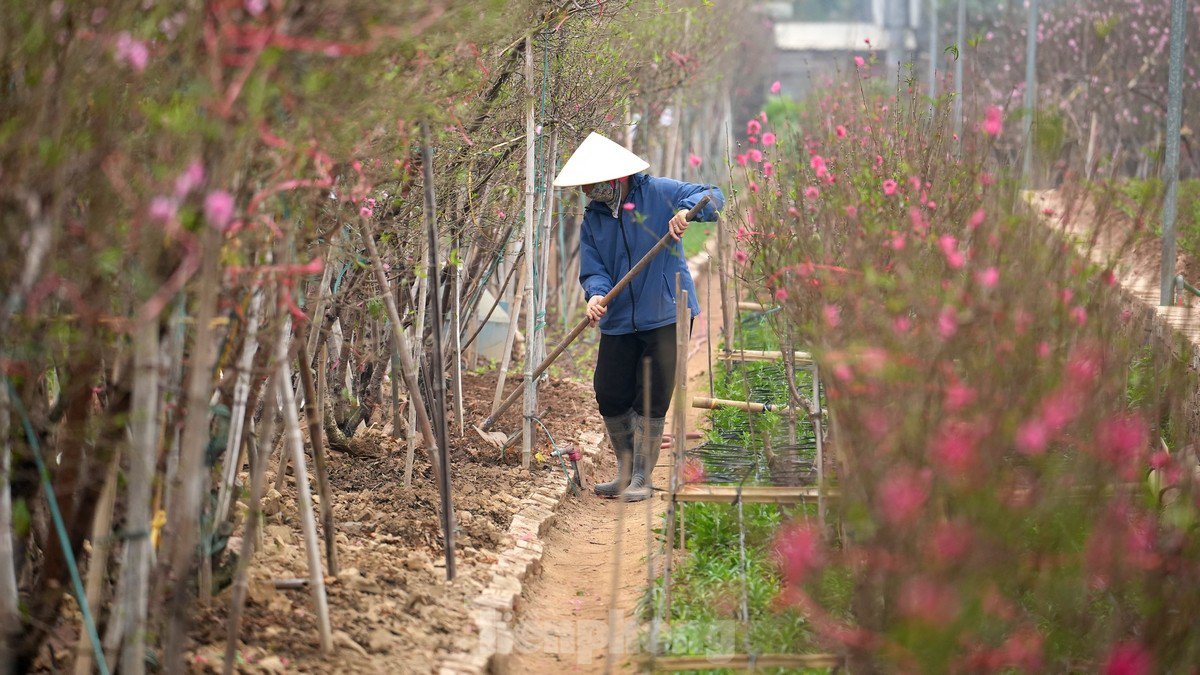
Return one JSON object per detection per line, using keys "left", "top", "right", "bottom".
{"left": 654, "top": 59, "right": 1200, "bottom": 671}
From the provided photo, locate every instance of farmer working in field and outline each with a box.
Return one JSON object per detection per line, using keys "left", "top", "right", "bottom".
{"left": 553, "top": 132, "right": 724, "bottom": 502}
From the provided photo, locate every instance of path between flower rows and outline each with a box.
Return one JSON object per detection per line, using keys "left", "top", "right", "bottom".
{"left": 505, "top": 255, "right": 721, "bottom": 673}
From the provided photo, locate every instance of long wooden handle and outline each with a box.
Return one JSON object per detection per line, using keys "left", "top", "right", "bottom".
{"left": 481, "top": 194, "right": 713, "bottom": 430}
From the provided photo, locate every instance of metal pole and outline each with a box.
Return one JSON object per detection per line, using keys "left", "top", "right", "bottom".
{"left": 952, "top": 0, "right": 965, "bottom": 147}
{"left": 1021, "top": 0, "right": 1039, "bottom": 184}
{"left": 1160, "top": 0, "right": 1187, "bottom": 305}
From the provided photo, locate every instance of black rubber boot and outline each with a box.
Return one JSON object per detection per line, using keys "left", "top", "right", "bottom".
{"left": 595, "top": 410, "right": 635, "bottom": 497}
{"left": 623, "top": 413, "right": 665, "bottom": 502}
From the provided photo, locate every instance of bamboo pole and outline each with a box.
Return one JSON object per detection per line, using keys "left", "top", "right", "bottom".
{"left": 691, "top": 397, "right": 777, "bottom": 413}
{"left": 491, "top": 260, "right": 528, "bottom": 415}
{"left": 215, "top": 290, "right": 264, "bottom": 537}
{"left": 304, "top": 245, "right": 336, "bottom": 366}
{"left": 405, "top": 269, "right": 429, "bottom": 487}
{"left": 537, "top": 129, "right": 558, "bottom": 371}
{"left": 223, "top": 374, "right": 277, "bottom": 675}
{"left": 296, "top": 339, "right": 338, "bottom": 576}
{"left": 715, "top": 349, "right": 812, "bottom": 363}
{"left": 275, "top": 326, "right": 333, "bottom": 653}
{"left": 163, "top": 226, "right": 223, "bottom": 673}
{"left": 0, "top": 362, "right": 17, "bottom": 670}
{"left": 642, "top": 358, "right": 657, "bottom": 663}
{"left": 73, "top": 458, "right": 119, "bottom": 675}
{"left": 662, "top": 281, "right": 689, "bottom": 623}
{"left": 451, "top": 230, "right": 465, "bottom": 437}
{"left": 718, "top": 92, "right": 735, "bottom": 354}
{"left": 522, "top": 34, "right": 538, "bottom": 470}
{"left": 814, "top": 364, "right": 826, "bottom": 529}
{"left": 422, "top": 120, "right": 457, "bottom": 579}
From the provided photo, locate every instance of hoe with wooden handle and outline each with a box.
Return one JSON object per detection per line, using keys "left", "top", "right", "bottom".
{"left": 475, "top": 194, "right": 713, "bottom": 448}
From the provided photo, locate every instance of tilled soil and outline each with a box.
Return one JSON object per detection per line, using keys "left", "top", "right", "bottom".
{"left": 185, "top": 371, "right": 598, "bottom": 674}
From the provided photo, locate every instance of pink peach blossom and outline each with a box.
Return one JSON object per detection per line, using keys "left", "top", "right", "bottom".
{"left": 938, "top": 307, "right": 958, "bottom": 338}
{"left": 174, "top": 161, "right": 205, "bottom": 197}
{"left": 149, "top": 196, "right": 176, "bottom": 222}
{"left": 823, "top": 304, "right": 841, "bottom": 328}
{"left": 1102, "top": 642, "right": 1153, "bottom": 675}
{"left": 769, "top": 80, "right": 781, "bottom": 94}
{"left": 878, "top": 469, "right": 929, "bottom": 525}
{"left": 835, "top": 125, "right": 847, "bottom": 138}
{"left": 977, "top": 267, "right": 1000, "bottom": 288}
{"left": 882, "top": 179, "right": 898, "bottom": 196}
{"left": 114, "top": 32, "right": 149, "bottom": 72}
{"left": 761, "top": 132, "right": 776, "bottom": 146}
{"left": 204, "top": 190, "right": 234, "bottom": 231}
{"left": 983, "top": 105, "right": 1004, "bottom": 135}
{"left": 688, "top": 153, "right": 702, "bottom": 167}
{"left": 772, "top": 524, "right": 823, "bottom": 584}
{"left": 1016, "top": 417, "right": 1049, "bottom": 455}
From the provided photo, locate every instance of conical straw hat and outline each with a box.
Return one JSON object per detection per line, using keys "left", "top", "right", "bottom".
{"left": 552, "top": 132, "right": 649, "bottom": 187}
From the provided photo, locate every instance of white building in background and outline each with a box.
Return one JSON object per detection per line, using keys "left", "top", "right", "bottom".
{"left": 764, "top": 0, "right": 924, "bottom": 98}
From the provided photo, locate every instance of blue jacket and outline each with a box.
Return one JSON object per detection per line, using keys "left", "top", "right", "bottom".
{"left": 579, "top": 174, "right": 724, "bottom": 335}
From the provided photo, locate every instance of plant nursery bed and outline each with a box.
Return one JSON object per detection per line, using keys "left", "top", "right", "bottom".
{"left": 177, "top": 371, "right": 599, "bottom": 674}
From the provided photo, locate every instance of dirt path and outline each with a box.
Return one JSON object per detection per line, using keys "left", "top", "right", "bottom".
{"left": 506, "top": 255, "right": 722, "bottom": 673}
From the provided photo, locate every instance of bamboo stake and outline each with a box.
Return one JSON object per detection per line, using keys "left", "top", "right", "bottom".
{"left": 522, "top": 34, "right": 538, "bottom": 470}
{"left": 304, "top": 244, "right": 336, "bottom": 367}
{"left": 222, "top": 375, "right": 277, "bottom": 675}
{"left": 642, "top": 358, "right": 657, "bottom": 664}
{"left": 215, "top": 290, "right": 264, "bottom": 537}
{"left": 160, "top": 299, "right": 187, "bottom": 538}
{"left": 718, "top": 92, "right": 736, "bottom": 354}
{"left": 814, "top": 364, "right": 826, "bottom": 530}
{"left": 359, "top": 220, "right": 441, "bottom": 484}
{"left": 163, "top": 227, "right": 223, "bottom": 673}
{"left": 662, "top": 280, "right": 689, "bottom": 624}
{"left": 422, "top": 120, "right": 457, "bottom": 579}
{"left": 296, "top": 339, "right": 338, "bottom": 576}
{"left": 73, "top": 458, "right": 119, "bottom": 675}
{"left": 490, "top": 261, "right": 528, "bottom": 415}
{"left": 275, "top": 325, "right": 333, "bottom": 653}
{"left": 537, "top": 129, "right": 558, "bottom": 371}
{"left": 0, "top": 364, "right": 18, "bottom": 670}
{"left": 451, "top": 230, "right": 465, "bottom": 437}
{"left": 405, "top": 269, "right": 429, "bottom": 487}
{"left": 691, "top": 397, "right": 777, "bottom": 413}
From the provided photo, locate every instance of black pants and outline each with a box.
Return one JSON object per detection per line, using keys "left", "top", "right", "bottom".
{"left": 594, "top": 322, "right": 686, "bottom": 419}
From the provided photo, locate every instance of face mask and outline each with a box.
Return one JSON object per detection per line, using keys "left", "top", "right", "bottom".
{"left": 584, "top": 180, "right": 617, "bottom": 205}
